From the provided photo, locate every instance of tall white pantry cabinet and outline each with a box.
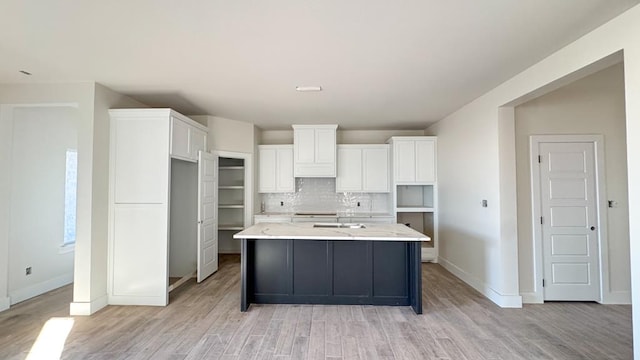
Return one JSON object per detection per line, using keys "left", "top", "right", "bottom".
{"left": 388, "top": 136, "right": 438, "bottom": 262}
{"left": 108, "top": 109, "right": 216, "bottom": 306}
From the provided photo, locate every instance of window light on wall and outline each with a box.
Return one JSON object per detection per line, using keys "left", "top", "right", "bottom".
{"left": 62, "top": 149, "right": 78, "bottom": 249}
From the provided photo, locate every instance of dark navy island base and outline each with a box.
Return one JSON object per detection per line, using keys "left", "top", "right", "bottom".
{"left": 240, "top": 238, "right": 423, "bottom": 314}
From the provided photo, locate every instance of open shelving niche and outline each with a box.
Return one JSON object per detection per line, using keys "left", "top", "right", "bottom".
{"left": 215, "top": 151, "right": 253, "bottom": 253}
{"left": 395, "top": 184, "right": 438, "bottom": 262}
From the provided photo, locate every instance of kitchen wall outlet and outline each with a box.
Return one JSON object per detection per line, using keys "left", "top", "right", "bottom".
{"left": 25, "top": 267, "right": 32, "bottom": 275}
{"left": 280, "top": 201, "right": 284, "bottom": 206}
{"left": 482, "top": 200, "right": 488, "bottom": 207}
{"left": 357, "top": 201, "right": 361, "bottom": 207}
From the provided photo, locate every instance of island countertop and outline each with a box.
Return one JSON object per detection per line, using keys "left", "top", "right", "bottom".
{"left": 233, "top": 222, "right": 430, "bottom": 241}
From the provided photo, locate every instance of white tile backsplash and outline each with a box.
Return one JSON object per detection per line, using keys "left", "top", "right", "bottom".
{"left": 260, "top": 178, "right": 391, "bottom": 214}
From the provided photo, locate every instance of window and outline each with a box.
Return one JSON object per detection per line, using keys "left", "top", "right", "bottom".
{"left": 63, "top": 149, "right": 78, "bottom": 247}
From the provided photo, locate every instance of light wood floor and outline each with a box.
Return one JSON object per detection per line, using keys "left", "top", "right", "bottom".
{"left": 0, "top": 255, "right": 632, "bottom": 359}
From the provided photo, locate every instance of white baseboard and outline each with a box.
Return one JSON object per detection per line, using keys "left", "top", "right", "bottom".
{"left": 602, "top": 290, "right": 631, "bottom": 305}
{"left": 438, "top": 256, "right": 522, "bottom": 308}
{"left": 70, "top": 294, "right": 108, "bottom": 316}
{"left": 521, "top": 292, "right": 543, "bottom": 304}
{"left": 0, "top": 297, "right": 9, "bottom": 312}
{"left": 9, "top": 272, "right": 73, "bottom": 305}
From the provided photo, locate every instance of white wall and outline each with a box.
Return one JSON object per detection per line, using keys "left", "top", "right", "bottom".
{"left": 191, "top": 115, "right": 256, "bottom": 154}
{"left": 7, "top": 106, "right": 78, "bottom": 304}
{"left": 515, "top": 63, "right": 630, "bottom": 303}
{"left": 0, "top": 82, "right": 147, "bottom": 314}
{"left": 70, "top": 84, "right": 147, "bottom": 315}
{"left": 426, "top": 4, "right": 640, "bottom": 354}
{"left": 0, "top": 82, "right": 94, "bottom": 312}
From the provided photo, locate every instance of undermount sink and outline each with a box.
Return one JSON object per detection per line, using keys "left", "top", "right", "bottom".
{"left": 313, "top": 223, "right": 366, "bottom": 229}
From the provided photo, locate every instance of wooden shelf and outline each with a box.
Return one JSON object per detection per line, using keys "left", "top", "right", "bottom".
{"left": 219, "top": 204, "right": 244, "bottom": 209}
{"left": 219, "top": 185, "right": 244, "bottom": 190}
{"left": 219, "top": 225, "right": 244, "bottom": 230}
{"left": 396, "top": 207, "right": 435, "bottom": 213}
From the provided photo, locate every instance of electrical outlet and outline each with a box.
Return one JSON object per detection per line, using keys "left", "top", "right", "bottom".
{"left": 280, "top": 201, "right": 284, "bottom": 206}
{"left": 25, "top": 267, "right": 32, "bottom": 275}
{"left": 357, "top": 202, "right": 361, "bottom": 207}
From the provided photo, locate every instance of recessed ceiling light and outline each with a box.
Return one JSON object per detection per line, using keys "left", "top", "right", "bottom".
{"left": 296, "top": 86, "right": 322, "bottom": 92}
{"left": 19, "top": 70, "right": 32, "bottom": 75}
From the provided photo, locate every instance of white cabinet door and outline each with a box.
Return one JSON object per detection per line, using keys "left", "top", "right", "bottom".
{"left": 394, "top": 139, "right": 416, "bottom": 183}
{"left": 391, "top": 137, "right": 436, "bottom": 184}
{"left": 416, "top": 139, "right": 436, "bottom": 183}
{"left": 190, "top": 128, "right": 207, "bottom": 158}
{"left": 293, "top": 125, "right": 337, "bottom": 177}
{"left": 294, "top": 128, "right": 316, "bottom": 164}
{"left": 276, "top": 147, "right": 294, "bottom": 192}
{"left": 259, "top": 147, "right": 277, "bottom": 193}
{"left": 197, "top": 151, "right": 218, "bottom": 282}
{"left": 336, "top": 147, "right": 362, "bottom": 192}
{"left": 363, "top": 146, "right": 389, "bottom": 192}
{"left": 170, "top": 117, "right": 191, "bottom": 160}
{"left": 315, "top": 128, "right": 336, "bottom": 164}
{"left": 259, "top": 145, "right": 294, "bottom": 193}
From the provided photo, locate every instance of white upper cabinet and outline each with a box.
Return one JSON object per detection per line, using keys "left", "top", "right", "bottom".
{"left": 336, "top": 146, "right": 362, "bottom": 191}
{"left": 293, "top": 125, "right": 337, "bottom": 177}
{"left": 388, "top": 137, "right": 436, "bottom": 184}
{"left": 336, "top": 144, "right": 390, "bottom": 193}
{"left": 170, "top": 116, "right": 208, "bottom": 162}
{"left": 258, "top": 145, "right": 294, "bottom": 193}
{"left": 362, "top": 146, "right": 390, "bottom": 192}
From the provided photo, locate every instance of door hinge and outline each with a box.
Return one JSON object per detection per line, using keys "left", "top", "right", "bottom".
{"left": 538, "top": 155, "right": 542, "bottom": 164}
{"left": 540, "top": 216, "right": 543, "bottom": 225}
{"left": 542, "top": 279, "right": 545, "bottom": 287}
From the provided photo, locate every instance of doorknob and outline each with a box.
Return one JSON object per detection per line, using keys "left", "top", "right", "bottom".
{"left": 590, "top": 226, "right": 596, "bottom": 231}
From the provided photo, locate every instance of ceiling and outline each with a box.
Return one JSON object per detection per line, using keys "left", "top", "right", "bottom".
{"left": 1, "top": 1, "right": 638, "bottom": 130}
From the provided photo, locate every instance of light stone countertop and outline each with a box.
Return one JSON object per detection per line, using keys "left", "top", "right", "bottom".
{"left": 233, "top": 222, "right": 430, "bottom": 242}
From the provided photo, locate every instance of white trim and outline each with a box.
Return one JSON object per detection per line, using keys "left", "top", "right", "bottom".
{"left": 9, "top": 272, "right": 73, "bottom": 305}
{"left": 521, "top": 292, "right": 543, "bottom": 304}
{"left": 0, "top": 297, "right": 9, "bottom": 312}
{"left": 529, "top": 135, "right": 609, "bottom": 303}
{"left": 439, "top": 256, "right": 523, "bottom": 308}
{"left": 602, "top": 291, "right": 631, "bottom": 305}
{"left": 69, "top": 295, "right": 108, "bottom": 316}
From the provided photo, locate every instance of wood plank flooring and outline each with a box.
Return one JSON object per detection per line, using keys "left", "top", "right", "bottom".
{"left": 0, "top": 255, "right": 632, "bottom": 359}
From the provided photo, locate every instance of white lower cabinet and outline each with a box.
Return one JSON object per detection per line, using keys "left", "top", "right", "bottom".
{"left": 336, "top": 144, "right": 389, "bottom": 193}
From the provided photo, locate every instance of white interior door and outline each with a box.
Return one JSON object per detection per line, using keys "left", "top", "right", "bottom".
{"left": 538, "top": 141, "right": 600, "bottom": 301}
{"left": 197, "top": 151, "right": 218, "bottom": 282}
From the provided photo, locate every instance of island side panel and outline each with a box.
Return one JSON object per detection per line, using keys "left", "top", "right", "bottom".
{"left": 409, "top": 241, "right": 423, "bottom": 314}
{"left": 240, "top": 239, "right": 249, "bottom": 312}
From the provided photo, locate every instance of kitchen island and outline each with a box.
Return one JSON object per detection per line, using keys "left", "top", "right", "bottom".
{"left": 233, "top": 222, "right": 430, "bottom": 314}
